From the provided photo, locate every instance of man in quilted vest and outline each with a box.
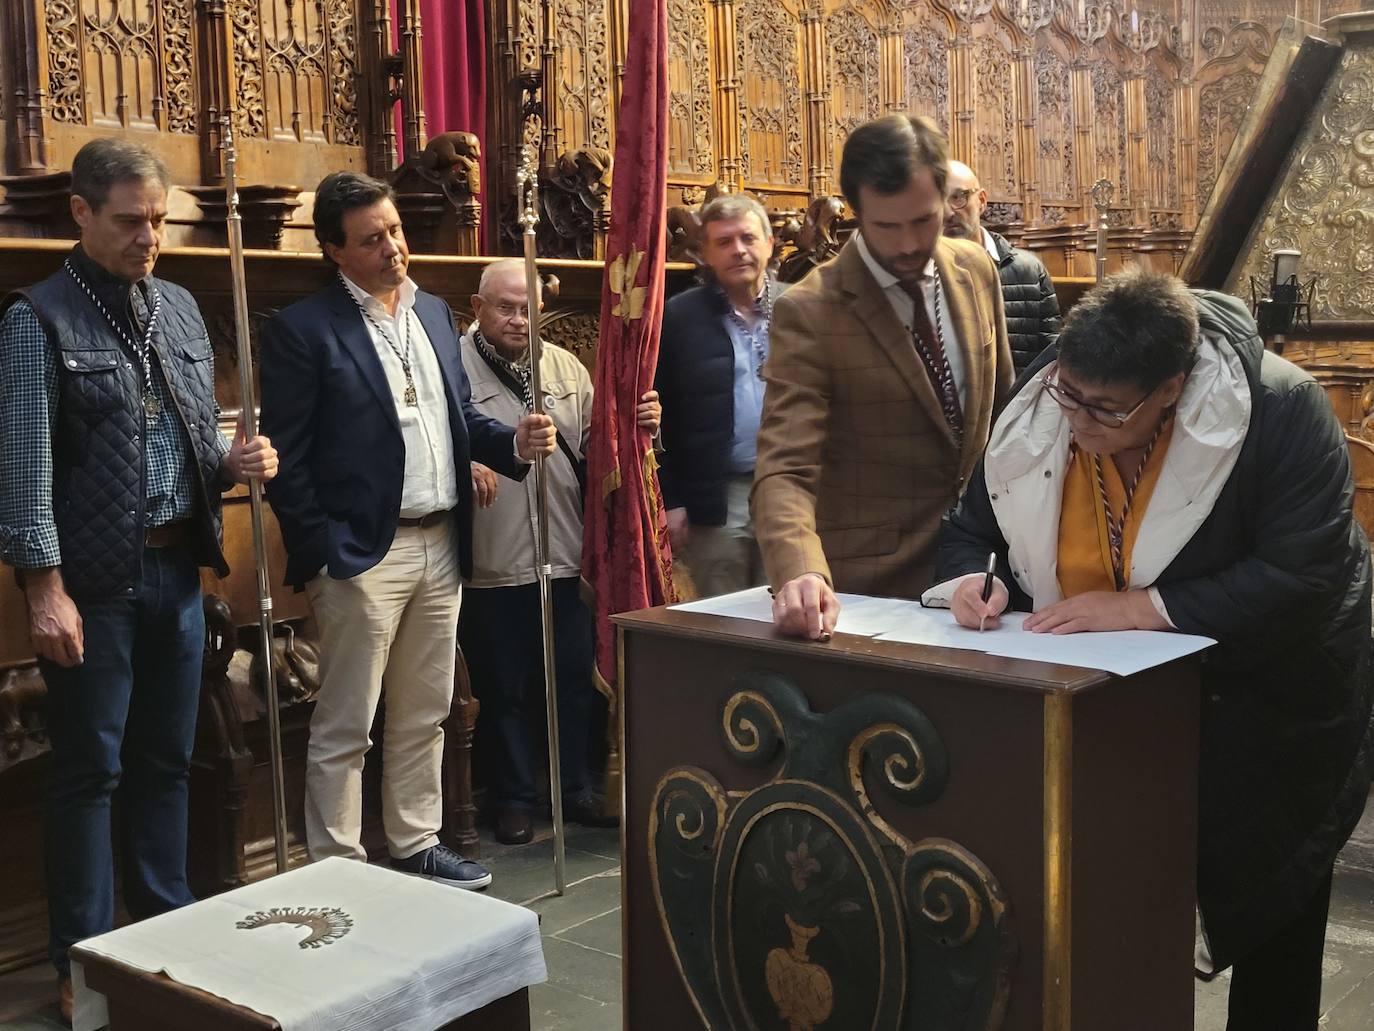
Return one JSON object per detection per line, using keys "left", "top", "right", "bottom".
{"left": 0, "top": 137, "right": 277, "bottom": 1022}
{"left": 943, "top": 159, "right": 1062, "bottom": 375}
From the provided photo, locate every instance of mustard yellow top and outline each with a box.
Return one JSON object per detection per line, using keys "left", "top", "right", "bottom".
{"left": 1056, "top": 420, "right": 1175, "bottom": 597}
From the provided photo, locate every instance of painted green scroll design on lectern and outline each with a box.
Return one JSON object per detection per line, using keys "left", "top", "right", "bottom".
{"left": 648, "top": 670, "right": 1015, "bottom": 1030}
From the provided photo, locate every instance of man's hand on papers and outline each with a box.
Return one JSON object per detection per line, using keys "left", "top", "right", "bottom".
{"left": 772, "top": 573, "right": 839, "bottom": 641}
{"left": 1024, "top": 589, "right": 1168, "bottom": 634}
{"left": 951, "top": 575, "right": 1009, "bottom": 630}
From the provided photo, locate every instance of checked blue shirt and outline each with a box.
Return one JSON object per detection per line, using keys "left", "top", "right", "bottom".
{"left": 0, "top": 297, "right": 229, "bottom": 569}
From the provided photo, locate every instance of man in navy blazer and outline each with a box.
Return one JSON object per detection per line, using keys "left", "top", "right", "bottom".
{"left": 260, "top": 171, "right": 555, "bottom": 889}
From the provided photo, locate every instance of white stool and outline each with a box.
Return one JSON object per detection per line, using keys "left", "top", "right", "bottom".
{"left": 70, "top": 857, "right": 546, "bottom": 1031}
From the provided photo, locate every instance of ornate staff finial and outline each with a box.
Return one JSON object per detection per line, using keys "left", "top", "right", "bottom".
{"left": 516, "top": 143, "right": 539, "bottom": 232}
{"left": 1090, "top": 178, "right": 1114, "bottom": 216}
{"left": 221, "top": 116, "right": 240, "bottom": 217}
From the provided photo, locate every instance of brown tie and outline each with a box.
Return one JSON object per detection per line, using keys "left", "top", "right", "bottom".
{"left": 899, "top": 277, "right": 963, "bottom": 439}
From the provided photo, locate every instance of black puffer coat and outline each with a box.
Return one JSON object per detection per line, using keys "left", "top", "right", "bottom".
{"left": 989, "top": 231, "right": 1062, "bottom": 375}
{"left": 936, "top": 290, "right": 1373, "bottom": 969}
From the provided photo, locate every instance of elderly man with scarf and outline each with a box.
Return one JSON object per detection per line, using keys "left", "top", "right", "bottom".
{"left": 458, "top": 259, "right": 660, "bottom": 845}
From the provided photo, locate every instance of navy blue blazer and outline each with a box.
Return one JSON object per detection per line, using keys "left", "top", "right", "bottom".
{"left": 260, "top": 278, "right": 525, "bottom": 588}
{"left": 656, "top": 277, "right": 783, "bottom": 527}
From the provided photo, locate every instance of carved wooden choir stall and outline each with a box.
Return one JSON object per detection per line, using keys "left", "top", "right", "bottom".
{"left": 2, "top": 0, "right": 1374, "bottom": 1015}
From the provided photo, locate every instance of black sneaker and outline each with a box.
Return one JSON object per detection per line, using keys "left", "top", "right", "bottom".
{"left": 390, "top": 844, "right": 493, "bottom": 890}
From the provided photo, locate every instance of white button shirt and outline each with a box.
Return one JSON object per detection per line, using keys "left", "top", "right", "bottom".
{"left": 854, "top": 232, "right": 968, "bottom": 410}
{"left": 340, "top": 273, "right": 458, "bottom": 518}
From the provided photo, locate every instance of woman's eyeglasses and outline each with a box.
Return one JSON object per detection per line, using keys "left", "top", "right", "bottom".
{"left": 1043, "top": 364, "right": 1154, "bottom": 428}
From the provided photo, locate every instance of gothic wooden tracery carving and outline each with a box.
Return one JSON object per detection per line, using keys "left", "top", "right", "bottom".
{"left": 974, "top": 31, "right": 1016, "bottom": 200}
{"left": 737, "top": 0, "right": 806, "bottom": 189}
{"left": 1145, "top": 61, "right": 1180, "bottom": 214}
{"left": 231, "top": 0, "right": 269, "bottom": 139}
{"left": 826, "top": 4, "right": 883, "bottom": 173}
{"left": 555, "top": 0, "right": 612, "bottom": 152}
{"left": 1034, "top": 40, "right": 1075, "bottom": 205}
{"left": 1197, "top": 69, "right": 1258, "bottom": 213}
{"left": 45, "top": 0, "right": 200, "bottom": 132}
{"left": 1090, "top": 55, "right": 1128, "bottom": 196}
{"left": 901, "top": 5, "right": 950, "bottom": 134}
{"left": 46, "top": 1, "right": 85, "bottom": 124}
{"left": 667, "top": 0, "right": 714, "bottom": 178}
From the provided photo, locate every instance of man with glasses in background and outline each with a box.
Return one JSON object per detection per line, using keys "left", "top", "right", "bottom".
{"left": 458, "top": 259, "right": 660, "bottom": 845}
{"left": 944, "top": 159, "right": 1061, "bottom": 375}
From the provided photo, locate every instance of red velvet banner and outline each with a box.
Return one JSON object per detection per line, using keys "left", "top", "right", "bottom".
{"left": 582, "top": 0, "right": 675, "bottom": 692}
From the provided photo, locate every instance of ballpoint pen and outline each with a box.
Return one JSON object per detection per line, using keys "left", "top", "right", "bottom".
{"left": 979, "top": 551, "right": 997, "bottom": 632}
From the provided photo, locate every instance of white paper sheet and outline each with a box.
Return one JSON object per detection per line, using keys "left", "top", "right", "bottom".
{"left": 671, "top": 587, "right": 1214, "bottom": 677}
{"left": 672, "top": 586, "right": 923, "bottom": 638}
{"left": 70, "top": 857, "right": 547, "bottom": 1031}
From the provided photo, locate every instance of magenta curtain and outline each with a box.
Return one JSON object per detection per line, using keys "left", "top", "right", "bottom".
{"left": 418, "top": 0, "right": 485, "bottom": 143}
{"left": 388, "top": 0, "right": 488, "bottom": 247}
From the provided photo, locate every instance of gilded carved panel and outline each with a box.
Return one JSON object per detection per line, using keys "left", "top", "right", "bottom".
{"left": 1033, "top": 41, "right": 1074, "bottom": 204}
{"left": 1231, "top": 47, "right": 1374, "bottom": 318}
{"left": 46, "top": 0, "right": 197, "bottom": 132}
{"left": 737, "top": 0, "right": 806, "bottom": 188}
{"left": 555, "top": 0, "right": 612, "bottom": 152}
{"left": 901, "top": 5, "right": 950, "bottom": 133}
{"left": 827, "top": 4, "right": 883, "bottom": 174}
{"left": 667, "top": 0, "right": 714, "bottom": 178}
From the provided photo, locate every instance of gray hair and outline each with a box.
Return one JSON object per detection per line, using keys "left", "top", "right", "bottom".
{"left": 478, "top": 257, "right": 540, "bottom": 297}
{"left": 70, "top": 138, "right": 170, "bottom": 212}
{"left": 1057, "top": 268, "right": 1200, "bottom": 391}
{"left": 699, "top": 194, "right": 772, "bottom": 239}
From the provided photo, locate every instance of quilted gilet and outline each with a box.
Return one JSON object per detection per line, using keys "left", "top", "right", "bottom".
{"left": 5, "top": 265, "right": 228, "bottom": 599}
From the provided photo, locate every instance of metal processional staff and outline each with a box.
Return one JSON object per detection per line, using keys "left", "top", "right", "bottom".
{"left": 222, "top": 117, "right": 290, "bottom": 874}
{"left": 518, "top": 144, "right": 569, "bottom": 897}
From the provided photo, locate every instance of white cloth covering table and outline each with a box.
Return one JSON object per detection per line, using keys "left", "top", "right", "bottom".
{"left": 69, "top": 857, "right": 547, "bottom": 1031}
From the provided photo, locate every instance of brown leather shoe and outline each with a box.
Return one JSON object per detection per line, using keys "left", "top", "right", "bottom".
{"left": 58, "top": 975, "right": 73, "bottom": 1026}
{"left": 495, "top": 807, "right": 534, "bottom": 845}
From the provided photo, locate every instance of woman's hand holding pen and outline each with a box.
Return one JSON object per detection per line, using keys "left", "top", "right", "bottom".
{"left": 951, "top": 574, "right": 1009, "bottom": 630}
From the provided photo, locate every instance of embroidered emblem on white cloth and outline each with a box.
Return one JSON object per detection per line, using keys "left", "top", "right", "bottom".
{"left": 235, "top": 907, "right": 354, "bottom": 949}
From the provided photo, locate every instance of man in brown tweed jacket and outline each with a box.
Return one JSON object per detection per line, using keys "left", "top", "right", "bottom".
{"left": 752, "top": 114, "right": 1014, "bottom": 638}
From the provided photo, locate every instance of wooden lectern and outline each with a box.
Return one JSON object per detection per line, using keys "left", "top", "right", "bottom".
{"left": 617, "top": 607, "right": 1202, "bottom": 1031}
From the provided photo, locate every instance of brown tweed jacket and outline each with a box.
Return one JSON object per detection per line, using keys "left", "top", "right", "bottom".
{"left": 750, "top": 234, "right": 1014, "bottom": 599}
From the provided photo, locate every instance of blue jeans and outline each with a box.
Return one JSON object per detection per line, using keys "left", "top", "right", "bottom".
{"left": 40, "top": 546, "right": 204, "bottom": 975}
{"left": 459, "top": 578, "right": 594, "bottom": 811}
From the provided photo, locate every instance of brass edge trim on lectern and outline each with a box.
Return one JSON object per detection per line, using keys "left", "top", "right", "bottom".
{"left": 618, "top": 626, "right": 631, "bottom": 1031}
{"left": 1043, "top": 693, "right": 1073, "bottom": 1030}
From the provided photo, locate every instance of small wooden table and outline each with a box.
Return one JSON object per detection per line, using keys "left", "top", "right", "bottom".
{"left": 72, "top": 950, "right": 531, "bottom": 1031}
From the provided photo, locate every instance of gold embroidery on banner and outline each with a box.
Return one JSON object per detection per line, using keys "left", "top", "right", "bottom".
{"left": 609, "top": 247, "right": 647, "bottom": 323}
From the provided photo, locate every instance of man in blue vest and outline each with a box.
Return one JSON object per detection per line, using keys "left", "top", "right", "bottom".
{"left": 0, "top": 137, "right": 278, "bottom": 1021}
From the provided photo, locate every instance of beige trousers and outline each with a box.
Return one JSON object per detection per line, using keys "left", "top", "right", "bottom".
{"left": 684, "top": 474, "right": 764, "bottom": 598}
{"left": 303, "top": 522, "right": 459, "bottom": 861}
